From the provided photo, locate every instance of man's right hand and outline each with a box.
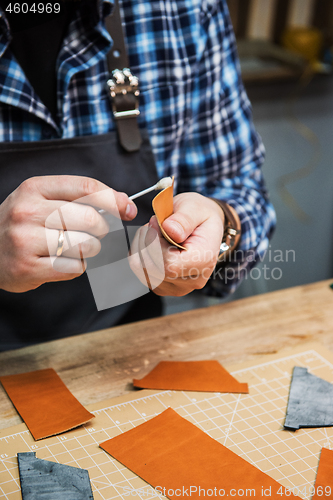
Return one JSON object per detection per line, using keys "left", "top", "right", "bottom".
{"left": 0, "top": 175, "right": 137, "bottom": 292}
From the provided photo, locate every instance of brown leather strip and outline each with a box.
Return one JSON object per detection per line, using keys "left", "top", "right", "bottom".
{"left": 100, "top": 408, "right": 302, "bottom": 500}
{"left": 0, "top": 368, "right": 94, "bottom": 440}
{"left": 312, "top": 448, "right": 333, "bottom": 500}
{"left": 133, "top": 360, "right": 249, "bottom": 393}
{"left": 152, "top": 177, "right": 186, "bottom": 250}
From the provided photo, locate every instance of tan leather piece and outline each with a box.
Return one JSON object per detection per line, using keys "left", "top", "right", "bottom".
{"left": 100, "top": 408, "right": 301, "bottom": 500}
{"left": 133, "top": 360, "right": 248, "bottom": 393}
{"left": 312, "top": 448, "right": 333, "bottom": 499}
{"left": 0, "top": 368, "right": 94, "bottom": 440}
{"left": 152, "top": 178, "right": 186, "bottom": 250}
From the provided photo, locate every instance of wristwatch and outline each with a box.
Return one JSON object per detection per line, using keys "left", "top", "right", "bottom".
{"left": 210, "top": 199, "right": 241, "bottom": 262}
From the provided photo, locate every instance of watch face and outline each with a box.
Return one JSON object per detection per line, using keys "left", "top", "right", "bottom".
{"left": 220, "top": 242, "right": 230, "bottom": 253}
{"left": 218, "top": 242, "right": 230, "bottom": 262}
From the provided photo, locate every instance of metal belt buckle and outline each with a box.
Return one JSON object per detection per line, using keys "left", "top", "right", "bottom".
{"left": 107, "top": 68, "right": 140, "bottom": 120}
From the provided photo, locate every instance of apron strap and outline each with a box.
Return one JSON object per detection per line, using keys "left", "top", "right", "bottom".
{"left": 104, "top": 0, "right": 142, "bottom": 153}
{"left": 105, "top": 0, "right": 129, "bottom": 70}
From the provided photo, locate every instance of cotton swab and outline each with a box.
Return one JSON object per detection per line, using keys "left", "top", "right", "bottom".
{"left": 129, "top": 177, "right": 173, "bottom": 200}
{"left": 98, "top": 177, "right": 173, "bottom": 215}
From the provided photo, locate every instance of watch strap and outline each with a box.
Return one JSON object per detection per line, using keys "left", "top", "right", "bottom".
{"left": 211, "top": 199, "right": 241, "bottom": 261}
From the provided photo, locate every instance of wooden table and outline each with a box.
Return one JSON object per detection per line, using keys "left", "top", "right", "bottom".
{"left": 1, "top": 279, "right": 333, "bottom": 431}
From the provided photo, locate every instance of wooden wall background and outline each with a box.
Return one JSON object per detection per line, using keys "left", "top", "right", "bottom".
{"left": 227, "top": 0, "right": 333, "bottom": 43}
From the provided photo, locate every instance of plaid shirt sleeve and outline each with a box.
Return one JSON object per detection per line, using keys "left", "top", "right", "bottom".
{"left": 122, "top": 0, "right": 276, "bottom": 297}
{"left": 135, "top": 0, "right": 276, "bottom": 297}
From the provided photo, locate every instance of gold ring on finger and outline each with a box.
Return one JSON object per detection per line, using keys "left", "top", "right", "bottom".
{"left": 56, "top": 229, "right": 65, "bottom": 257}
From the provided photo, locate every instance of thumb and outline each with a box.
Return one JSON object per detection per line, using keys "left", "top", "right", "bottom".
{"left": 161, "top": 194, "right": 209, "bottom": 244}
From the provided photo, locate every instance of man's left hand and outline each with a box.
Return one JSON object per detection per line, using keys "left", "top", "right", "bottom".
{"left": 129, "top": 192, "right": 224, "bottom": 296}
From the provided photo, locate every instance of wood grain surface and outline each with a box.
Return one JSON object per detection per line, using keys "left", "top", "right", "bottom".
{"left": 1, "top": 279, "right": 333, "bottom": 431}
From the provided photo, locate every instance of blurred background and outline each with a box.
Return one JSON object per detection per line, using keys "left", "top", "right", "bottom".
{"left": 164, "top": 0, "right": 333, "bottom": 315}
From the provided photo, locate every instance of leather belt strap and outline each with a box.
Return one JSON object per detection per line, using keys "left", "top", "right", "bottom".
{"left": 104, "top": 0, "right": 142, "bottom": 152}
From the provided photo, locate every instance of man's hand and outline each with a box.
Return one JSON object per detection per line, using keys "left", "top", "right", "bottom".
{"left": 0, "top": 176, "right": 137, "bottom": 293}
{"left": 130, "top": 192, "right": 224, "bottom": 296}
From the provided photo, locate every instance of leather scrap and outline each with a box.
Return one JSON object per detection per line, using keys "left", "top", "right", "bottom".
{"left": 133, "top": 360, "right": 248, "bottom": 393}
{"left": 312, "top": 448, "right": 333, "bottom": 500}
{"left": 100, "top": 408, "right": 301, "bottom": 500}
{"left": 18, "top": 452, "right": 94, "bottom": 500}
{"left": 0, "top": 368, "right": 94, "bottom": 440}
{"left": 152, "top": 177, "right": 186, "bottom": 250}
{"left": 284, "top": 367, "right": 333, "bottom": 430}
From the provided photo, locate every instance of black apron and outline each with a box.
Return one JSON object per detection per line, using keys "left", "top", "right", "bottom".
{"left": 0, "top": 2, "right": 160, "bottom": 350}
{"left": 0, "top": 131, "right": 159, "bottom": 350}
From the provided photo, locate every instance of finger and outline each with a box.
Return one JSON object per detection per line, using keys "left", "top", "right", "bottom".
{"left": 161, "top": 214, "right": 222, "bottom": 273}
{"left": 140, "top": 223, "right": 210, "bottom": 288}
{"left": 129, "top": 225, "right": 165, "bottom": 289}
{"left": 152, "top": 273, "right": 207, "bottom": 296}
{"left": 43, "top": 228, "right": 101, "bottom": 259}
{"left": 36, "top": 256, "right": 87, "bottom": 282}
{"left": 161, "top": 193, "right": 213, "bottom": 244}
{"left": 22, "top": 175, "right": 137, "bottom": 221}
{"left": 145, "top": 217, "right": 197, "bottom": 282}
{"left": 138, "top": 224, "right": 166, "bottom": 286}
{"left": 44, "top": 201, "right": 110, "bottom": 237}
{"left": 146, "top": 216, "right": 182, "bottom": 268}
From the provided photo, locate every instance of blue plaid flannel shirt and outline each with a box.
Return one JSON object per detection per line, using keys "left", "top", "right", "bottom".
{"left": 0, "top": 0, "right": 276, "bottom": 297}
